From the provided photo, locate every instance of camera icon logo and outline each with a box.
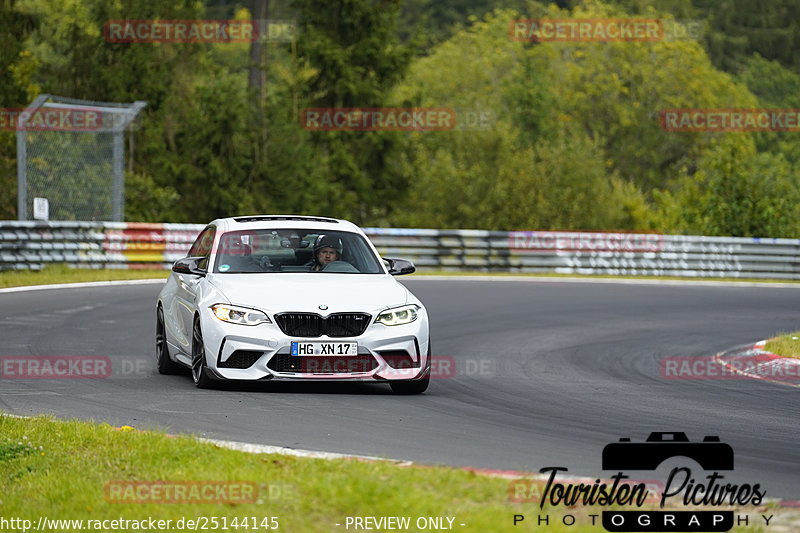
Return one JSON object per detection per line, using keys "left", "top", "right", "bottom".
{"left": 602, "top": 432, "right": 734, "bottom": 471}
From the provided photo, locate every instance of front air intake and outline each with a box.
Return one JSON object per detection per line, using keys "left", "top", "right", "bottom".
{"left": 218, "top": 350, "right": 264, "bottom": 369}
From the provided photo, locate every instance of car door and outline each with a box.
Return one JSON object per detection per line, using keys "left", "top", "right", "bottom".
{"left": 172, "top": 225, "right": 215, "bottom": 354}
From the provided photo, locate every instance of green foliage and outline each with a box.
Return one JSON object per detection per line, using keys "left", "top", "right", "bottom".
{"left": 0, "top": 1, "right": 37, "bottom": 107}
{"left": 736, "top": 55, "right": 800, "bottom": 165}
{"left": 291, "top": 0, "right": 417, "bottom": 223}
{"left": 390, "top": 8, "right": 646, "bottom": 230}
{"left": 737, "top": 55, "right": 800, "bottom": 109}
{"left": 393, "top": 4, "right": 730, "bottom": 231}
{"left": 0, "top": 414, "right": 580, "bottom": 531}
{"left": 395, "top": 124, "right": 644, "bottom": 230}
{"left": 0, "top": 0, "right": 38, "bottom": 218}
{"left": 694, "top": 0, "right": 800, "bottom": 73}
{"left": 0, "top": 440, "right": 35, "bottom": 462}
{"left": 519, "top": 1, "right": 757, "bottom": 192}
{"left": 397, "top": 0, "right": 529, "bottom": 48}
{"left": 294, "top": 0, "right": 413, "bottom": 107}
{"left": 16, "top": 0, "right": 206, "bottom": 104}
{"left": 0, "top": 131, "right": 16, "bottom": 219}
{"left": 652, "top": 142, "right": 800, "bottom": 237}
{"left": 700, "top": 150, "right": 800, "bottom": 238}
{"left": 124, "top": 172, "right": 179, "bottom": 222}
{"left": 1, "top": 0, "right": 800, "bottom": 238}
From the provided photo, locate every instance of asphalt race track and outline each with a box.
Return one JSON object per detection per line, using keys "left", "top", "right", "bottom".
{"left": 1, "top": 279, "right": 798, "bottom": 498}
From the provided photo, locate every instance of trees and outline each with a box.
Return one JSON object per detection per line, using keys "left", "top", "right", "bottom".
{"left": 694, "top": 0, "right": 800, "bottom": 73}
{"left": 1, "top": 0, "right": 798, "bottom": 237}
{"left": 390, "top": 4, "right": 755, "bottom": 233}
{"left": 7, "top": 0, "right": 209, "bottom": 221}
{"left": 0, "top": 0, "right": 38, "bottom": 218}
{"left": 290, "top": 0, "right": 416, "bottom": 223}
{"left": 652, "top": 143, "right": 800, "bottom": 237}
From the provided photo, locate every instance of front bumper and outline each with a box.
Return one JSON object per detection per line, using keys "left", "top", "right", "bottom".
{"left": 199, "top": 308, "right": 430, "bottom": 382}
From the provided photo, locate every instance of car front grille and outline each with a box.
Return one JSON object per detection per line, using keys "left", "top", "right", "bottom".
{"left": 267, "top": 353, "right": 379, "bottom": 374}
{"left": 274, "top": 313, "right": 371, "bottom": 337}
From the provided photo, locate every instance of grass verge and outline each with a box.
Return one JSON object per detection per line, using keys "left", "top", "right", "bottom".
{"left": 0, "top": 265, "right": 168, "bottom": 289}
{"left": 0, "top": 415, "right": 552, "bottom": 532}
{"left": 0, "top": 415, "right": 774, "bottom": 532}
{"left": 764, "top": 332, "right": 800, "bottom": 359}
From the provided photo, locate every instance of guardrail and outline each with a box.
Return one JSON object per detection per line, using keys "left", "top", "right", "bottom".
{"left": 2, "top": 221, "right": 800, "bottom": 279}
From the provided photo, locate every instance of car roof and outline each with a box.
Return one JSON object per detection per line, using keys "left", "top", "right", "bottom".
{"left": 209, "top": 215, "right": 363, "bottom": 234}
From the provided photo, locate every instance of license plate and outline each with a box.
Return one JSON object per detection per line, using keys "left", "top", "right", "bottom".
{"left": 290, "top": 342, "right": 358, "bottom": 356}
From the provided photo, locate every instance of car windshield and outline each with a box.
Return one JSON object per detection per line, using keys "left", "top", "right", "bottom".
{"left": 212, "top": 229, "right": 384, "bottom": 274}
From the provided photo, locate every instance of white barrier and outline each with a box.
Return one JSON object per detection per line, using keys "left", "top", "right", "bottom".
{"left": 2, "top": 221, "right": 800, "bottom": 279}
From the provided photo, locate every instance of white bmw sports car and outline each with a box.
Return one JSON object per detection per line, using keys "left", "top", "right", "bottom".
{"left": 156, "top": 215, "right": 431, "bottom": 394}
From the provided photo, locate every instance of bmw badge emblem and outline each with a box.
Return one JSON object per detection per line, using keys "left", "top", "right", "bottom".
{"left": 319, "top": 304, "right": 328, "bottom": 310}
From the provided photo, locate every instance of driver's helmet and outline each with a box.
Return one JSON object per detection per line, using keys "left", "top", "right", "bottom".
{"left": 314, "top": 234, "right": 343, "bottom": 255}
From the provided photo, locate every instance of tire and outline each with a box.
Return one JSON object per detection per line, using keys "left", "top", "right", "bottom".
{"left": 390, "top": 340, "right": 431, "bottom": 395}
{"left": 156, "top": 306, "right": 183, "bottom": 375}
{"left": 191, "top": 316, "right": 214, "bottom": 389}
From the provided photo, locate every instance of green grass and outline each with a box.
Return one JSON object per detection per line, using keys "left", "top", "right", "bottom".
{"left": 764, "top": 331, "right": 800, "bottom": 359}
{"left": 0, "top": 265, "right": 168, "bottom": 288}
{"left": 0, "top": 415, "right": 775, "bottom": 532}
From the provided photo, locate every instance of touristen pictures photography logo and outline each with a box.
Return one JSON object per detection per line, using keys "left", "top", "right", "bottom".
{"left": 512, "top": 432, "right": 772, "bottom": 532}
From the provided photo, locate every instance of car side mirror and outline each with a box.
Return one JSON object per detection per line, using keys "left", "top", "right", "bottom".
{"left": 385, "top": 257, "right": 416, "bottom": 276}
{"left": 172, "top": 257, "right": 207, "bottom": 277}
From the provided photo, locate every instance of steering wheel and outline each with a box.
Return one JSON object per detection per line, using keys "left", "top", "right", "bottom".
{"left": 321, "top": 261, "right": 359, "bottom": 273}
{"left": 256, "top": 256, "right": 276, "bottom": 272}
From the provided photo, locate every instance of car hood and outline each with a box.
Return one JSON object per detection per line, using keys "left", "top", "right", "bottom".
{"left": 207, "top": 273, "right": 409, "bottom": 314}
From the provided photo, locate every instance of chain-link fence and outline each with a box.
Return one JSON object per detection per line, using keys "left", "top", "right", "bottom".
{"left": 16, "top": 95, "right": 146, "bottom": 221}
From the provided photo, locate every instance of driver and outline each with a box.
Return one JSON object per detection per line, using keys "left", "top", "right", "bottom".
{"left": 310, "top": 234, "right": 343, "bottom": 272}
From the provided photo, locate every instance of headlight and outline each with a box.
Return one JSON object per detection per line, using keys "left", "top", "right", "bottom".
{"left": 375, "top": 304, "right": 419, "bottom": 326}
{"left": 211, "top": 304, "right": 271, "bottom": 326}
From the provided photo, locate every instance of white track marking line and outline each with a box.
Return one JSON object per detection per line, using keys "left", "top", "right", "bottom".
{"left": 408, "top": 275, "right": 800, "bottom": 288}
{"left": 0, "top": 279, "right": 166, "bottom": 293}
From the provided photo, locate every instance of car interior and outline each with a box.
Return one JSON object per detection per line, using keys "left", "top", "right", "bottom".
{"left": 214, "top": 229, "right": 381, "bottom": 274}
